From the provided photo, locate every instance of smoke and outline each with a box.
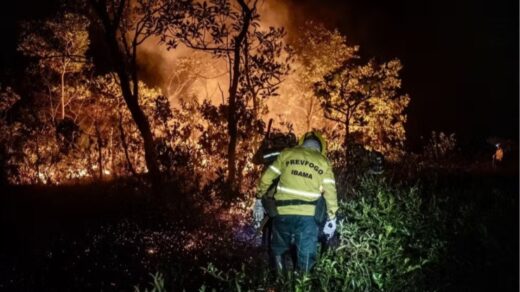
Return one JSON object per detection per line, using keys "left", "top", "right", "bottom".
{"left": 135, "top": 0, "right": 312, "bottom": 133}
{"left": 256, "top": 0, "right": 293, "bottom": 30}
{"left": 137, "top": 0, "right": 294, "bottom": 92}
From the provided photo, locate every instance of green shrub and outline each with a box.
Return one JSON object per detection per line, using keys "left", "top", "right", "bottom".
{"left": 187, "top": 176, "right": 447, "bottom": 291}
{"left": 310, "top": 176, "right": 446, "bottom": 291}
{"left": 134, "top": 272, "right": 166, "bottom": 292}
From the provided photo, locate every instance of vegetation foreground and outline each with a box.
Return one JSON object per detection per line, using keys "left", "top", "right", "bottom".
{"left": 1, "top": 164, "right": 517, "bottom": 291}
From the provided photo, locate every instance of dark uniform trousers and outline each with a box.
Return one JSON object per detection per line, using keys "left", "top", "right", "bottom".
{"left": 271, "top": 215, "right": 319, "bottom": 272}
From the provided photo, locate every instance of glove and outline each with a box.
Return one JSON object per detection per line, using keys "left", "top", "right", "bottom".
{"left": 323, "top": 218, "right": 337, "bottom": 240}
{"left": 253, "top": 199, "right": 265, "bottom": 228}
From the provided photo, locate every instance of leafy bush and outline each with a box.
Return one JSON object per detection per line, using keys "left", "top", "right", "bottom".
{"left": 172, "top": 176, "right": 447, "bottom": 291}
{"left": 134, "top": 273, "right": 166, "bottom": 292}
{"left": 422, "top": 131, "right": 457, "bottom": 164}
{"left": 311, "top": 176, "right": 446, "bottom": 291}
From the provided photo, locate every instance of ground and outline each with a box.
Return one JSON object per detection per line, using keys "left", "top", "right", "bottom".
{"left": 0, "top": 161, "right": 518, "bottom": 291}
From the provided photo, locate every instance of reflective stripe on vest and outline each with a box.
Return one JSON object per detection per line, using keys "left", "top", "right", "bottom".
{"left": 269, "top": 165, "right": 281, "bottom": 175}
{"left": 323, "top": 178, "right": 335, "bottom": 184}
{"left": 276, "top": 185, "right": 321, "bottom": 199}
{"left": 263, "top": 152, "right": 280, "bottom": 159}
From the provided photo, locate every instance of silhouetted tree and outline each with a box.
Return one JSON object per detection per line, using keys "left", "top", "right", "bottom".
{"left": 315, "top": 58, "right": 409, "bottom": 163}
{"left": 87, "top": 0, "right": 170, "bottom": 188}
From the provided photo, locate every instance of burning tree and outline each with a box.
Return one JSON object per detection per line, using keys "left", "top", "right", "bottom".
{"left": 18, "top": 12, "right": 96, "bottom": 157}
{"left": 160, "top": 0, "right": 291, "bottom": 195}
{"left": 281, "top": 21, "right": 358, "bottom": 133}
{"left": 7, "top": 4, "right": 184, "bottom": 184}
{"left": 18, "top": 13, "right": 91, "bottom": 121}
{"left": 5, "top": 0, "right": 407, "bottom": 190}
{"left": 86, "top": 0, "right": 179, "bottom": 188}
{"left": 12, "top": 13, "right": 96, "bottom": 183}
{"left": 5, "top": 0, "right": 290, "bottom": 192}
{"left": 315, "top": 58, "right": 410, "bottom": 162}
{"left": 86, "top": 74, "right": 169, "bottom": 179}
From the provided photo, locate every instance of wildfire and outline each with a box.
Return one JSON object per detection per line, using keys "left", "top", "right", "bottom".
{"left": 3, "top": 0, "right": 408, "bottom": 186}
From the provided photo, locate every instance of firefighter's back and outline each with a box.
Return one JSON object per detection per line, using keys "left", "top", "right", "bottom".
{"left": 274, "top": 146, "right": 330, "bottom": 216}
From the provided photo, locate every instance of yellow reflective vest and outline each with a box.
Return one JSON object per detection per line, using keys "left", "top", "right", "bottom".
{"left": 256, "top": 145, "right": 339, "bottom": 219}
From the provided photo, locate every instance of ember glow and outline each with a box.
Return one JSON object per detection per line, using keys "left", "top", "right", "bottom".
{"left": 0, "top": 0, "right": 411, "bottom": 185}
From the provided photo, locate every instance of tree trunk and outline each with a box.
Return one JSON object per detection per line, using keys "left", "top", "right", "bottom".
{"left": 226, "top": 98, "right": 238, "bottom": 193}
{"left": 225, "top": 0, "right": 252, "bottom": 194}
{"left": 35, "top": 134, "right": 42, "bottom": 184}
{"left": 306, "top": 95, "right": 315, "bottom": 132}
{"left": 122, "top": 91, "right": 159, "bottom": 185}
{"left": 95, "top": 122, "right": 103, "bottom": 179}
{"left": 109, "top": 128, "right": 116, "bottom": 177}
{"left": 91, "top": 2, "right": 161, "bottom": 188}
{"left": 118, "top": 111, "right": 137, "bottom": 176}
{"left": 344, "top": 117, "right": 350, "bottom": 168}
{"left": 60, "top": 66, "right": 66, "bottom": 119}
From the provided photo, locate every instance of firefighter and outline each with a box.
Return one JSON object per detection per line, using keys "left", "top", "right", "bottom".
{"left": 253, "top": 131, "right": 338, "bottom": 273}
{"left": 492, "top": 143, "right": 504, "bottom": 169}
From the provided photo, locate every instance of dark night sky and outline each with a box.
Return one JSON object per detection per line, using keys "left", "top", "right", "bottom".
{"left": 1, "top": 0, "right": 518, "bottom": 150}
{"left": 290, "top": 0, "right": 519, "bottom": 149}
